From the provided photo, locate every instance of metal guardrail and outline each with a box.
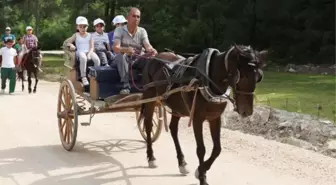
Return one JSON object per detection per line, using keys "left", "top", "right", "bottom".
{"left": 41, "top": 50, "right": 64, "bottom": 55}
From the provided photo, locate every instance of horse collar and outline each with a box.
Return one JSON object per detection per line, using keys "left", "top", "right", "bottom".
{"left": 197, "top": 48, "right": 233, "bottom": 104}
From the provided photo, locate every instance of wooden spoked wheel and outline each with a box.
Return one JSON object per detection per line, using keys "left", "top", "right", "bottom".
{"left": 57, "top": 79, "right": 78, "bottom": 151}
{"left": 136, "top": 105, "right": 164, "bottom": 143}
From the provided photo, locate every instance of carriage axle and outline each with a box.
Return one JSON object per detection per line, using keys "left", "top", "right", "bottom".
{"left": 57, "top": 110, "right": 74, "bottom": 119}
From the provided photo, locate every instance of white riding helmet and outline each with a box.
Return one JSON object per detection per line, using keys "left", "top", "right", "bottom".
{"left": 26, "top": 26, "right": 33, "bottom": 30}
{"left": 112, "top": 15, "right": 127, "bottom": 25}
{"left": 93, "top": 18, "right": 105, "bottom": 26}
{"left": 76, "top": 16, "right": 89, "bottom": 25}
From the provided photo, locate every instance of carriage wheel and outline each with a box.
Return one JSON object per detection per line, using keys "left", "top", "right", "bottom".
{"left": 57, "top": 79, "right": 78, "bottom": 151}
{"left": 136, "top": 105, "right": 164, "bottom": 143}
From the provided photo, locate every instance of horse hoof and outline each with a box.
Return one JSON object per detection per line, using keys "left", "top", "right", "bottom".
{"left": 33, "top": 90, "right": 36, "bottom": 93}
{"left": 179, "top": 165, "right": 189, "bottom": 175}
{"left": 201, "top": 181, "right": 209, "bottom": 185}
{"left": 148, "top": 160, "right": 157, "bottom": 168}
{"left": 194, "top": 168, "right": 199, "bottom": 179}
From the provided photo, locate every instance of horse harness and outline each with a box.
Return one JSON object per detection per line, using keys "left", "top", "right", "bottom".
{"left": 140, "top": 47, "right": 263, "bottom": 125}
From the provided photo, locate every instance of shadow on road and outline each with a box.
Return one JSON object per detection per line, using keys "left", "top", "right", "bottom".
{"left": 0, "top": 139, "right": 182, "bottom": 185}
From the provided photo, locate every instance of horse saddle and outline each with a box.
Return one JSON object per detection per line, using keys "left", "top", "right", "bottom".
{"left": 169, "top": 55, "right": 198, "bottom": 78}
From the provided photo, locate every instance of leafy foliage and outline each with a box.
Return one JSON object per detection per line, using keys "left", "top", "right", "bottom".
{"left": 0, "top": 0, "right": 334, "bottom": 64}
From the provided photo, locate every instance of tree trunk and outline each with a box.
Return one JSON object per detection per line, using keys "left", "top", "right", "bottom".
{"left": 35, "top": 0, "right": 40, "bottom": 36}
{"left": 108, "top": 0, "right": 117, "bottom": 30}
{"left": 249, "top": 0, "right": 257, "bottom": 45}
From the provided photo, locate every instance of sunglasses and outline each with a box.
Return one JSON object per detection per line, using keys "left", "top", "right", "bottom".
{"left": 78, "top": 25, "right": 87, "bottom": 28}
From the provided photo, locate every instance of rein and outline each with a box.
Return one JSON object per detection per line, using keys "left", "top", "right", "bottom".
{"left": 129, "top": 53, "right": 199, "bottom": 124}
{"left": 129, "top": 52, "right": 237, "bottom": 104}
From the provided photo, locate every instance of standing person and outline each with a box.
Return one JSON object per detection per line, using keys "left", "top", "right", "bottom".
{"left": 108, "top": 15, "right": 127, "bottom": 51}
{"left": 112, "top": 7, "right": 157, "bottom": 94}
{"left": 63, "top": 16, "right": 100, "bottom": 86}
{"left": 0, "top": 39, "right": 18, "bottom": 94}
{"left": 22, "top": 26, "right": 43, "bottom": 72}
{"left": 92, "top": 18, "right": 113, "bottom": 66}
{"left": 1, "top": 27, "right": 16, "bottom": 46}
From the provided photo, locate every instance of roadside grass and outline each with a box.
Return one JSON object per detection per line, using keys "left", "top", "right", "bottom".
{"left": 255, "top": 71, "right": 335, "bottom": 121}
{"left": 41, "top": 55, "right": 67, "bottom": 81}
{"left": 41, "top": 55, "right": 336, "bottom": 121}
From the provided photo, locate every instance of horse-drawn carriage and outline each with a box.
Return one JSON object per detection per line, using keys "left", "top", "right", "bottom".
{"left": 57, "top": 39, "right": 269, "bottom": 185}
{"left": 56, "top": 46, "right": 170, "bottom": 151}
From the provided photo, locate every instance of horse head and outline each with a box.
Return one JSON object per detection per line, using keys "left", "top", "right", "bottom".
{"left": 28, "top": 46, "right": 41, "bottom": 67}
{"left": 225, "top": 44, "right": 268, "bottom": 117}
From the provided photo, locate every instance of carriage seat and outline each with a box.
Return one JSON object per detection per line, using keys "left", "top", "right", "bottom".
{"left": 88, "top": 65, "right": 143, "bottom": 98}
{"left": 74, "top": 57, "right": 140, "bottom": 80}
{"left": 65, "top": 46, "right": 142, "bottom": 98}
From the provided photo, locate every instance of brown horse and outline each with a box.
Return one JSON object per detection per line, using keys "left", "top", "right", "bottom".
{"left": 17, "top": 46, "right": 41, "bottom": 93}
{"left": 138, "top": 45, "right": 268, "bottom": 185}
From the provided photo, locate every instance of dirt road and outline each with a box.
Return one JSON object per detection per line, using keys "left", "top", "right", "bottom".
{"left": 0, "top": 80, "right": 335, "bottom": 185}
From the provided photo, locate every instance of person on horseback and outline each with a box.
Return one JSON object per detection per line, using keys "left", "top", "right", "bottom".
{"left": 108, "top": 15, "right": 128, "bottom": 51}
{"left": 16, "top": 37, "right": 28, "bottom": 81}
{"left": 63, "top": 16, "right": 101, "bottom": 86}
{"left": 112, "top": 7, "right": 157, "bottom": 94}
{"left": 0, "top": 39, "right": 18, "bottom": 94}
{"left": 92, "top": 18, "right": 113, "bottom": 66}
{"left": 13, "top": 37, "right": 26, "bottom": 79}
{"left": 22, "top": 26, "right": 43, "bottom": 72}
{"left": 1, "top": 27, "right": 16, "bottom": 47}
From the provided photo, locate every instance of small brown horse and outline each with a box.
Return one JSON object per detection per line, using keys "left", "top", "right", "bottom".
{"left": 17, "top": 46, "right": 41, "bottom": 93}
{"left": 138, "top": 45, "right": 268, "bottom": 185}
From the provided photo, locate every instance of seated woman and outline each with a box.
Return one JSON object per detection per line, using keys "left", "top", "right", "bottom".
{"left": 108, "top": 15, "right": 128, "bottom": 55}
{"left": 92, "top": 18, "right": 113, "bottom": 66}
{"left": 63, "top": 16, "right": 100, "bottom": 86}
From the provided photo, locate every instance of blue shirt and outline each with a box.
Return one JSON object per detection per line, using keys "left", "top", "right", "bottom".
{"left": 108, "top": 31, "right": 114, "bottom": 50}
{"left": 2, "top": 34, "right": 15, "bottom": 43}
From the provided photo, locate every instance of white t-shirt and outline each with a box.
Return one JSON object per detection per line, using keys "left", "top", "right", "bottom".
{"left": 75, "top": 33, "right": 92, "bottom": 53}
{"left": 0, "top": 47, "right": 17, "bottom": 68}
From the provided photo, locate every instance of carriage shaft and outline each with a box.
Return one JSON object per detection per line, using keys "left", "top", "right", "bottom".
{"left": 75, "top": 85, "right": 195, "bottom": 116}
{"left": 105, "top": 85, "right": 196, "bottom": 109}
{"left": 77, "top": 107, "right": 140, "bottom": 116}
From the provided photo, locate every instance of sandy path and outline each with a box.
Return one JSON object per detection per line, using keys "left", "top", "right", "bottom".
{"left": 0, "top": 80, "right": 335, "bottom": 185}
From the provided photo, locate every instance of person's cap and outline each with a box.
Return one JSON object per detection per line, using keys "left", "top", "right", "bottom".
{"left": 26, "top": 26, "right": 33, "bottom": 30}
{"left": 93, "top": 18, "right": 105, "bottom": 26}
{"left": 5, "top": 27, "right": 11, "bottom": 30}
{"left": 76, "top": 16, "right": 89, "bottom": 25}
{"left": 112, "top": 15, "right": 127, "bottom": 25}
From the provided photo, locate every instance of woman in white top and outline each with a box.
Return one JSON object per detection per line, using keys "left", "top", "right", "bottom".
{"left": 64, "top": 16, "right": 100, "bottom": 86}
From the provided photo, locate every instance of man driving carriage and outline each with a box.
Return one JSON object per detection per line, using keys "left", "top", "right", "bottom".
{"left": 113, "top": 7, "right": 158, "bottom": 94}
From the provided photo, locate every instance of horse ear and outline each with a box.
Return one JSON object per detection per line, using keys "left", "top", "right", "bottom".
{"left": 233, "top": 43, "right": 244, "bottom": 54}
{"left": 258, "top": 50, "right": 268, "bottom": 68}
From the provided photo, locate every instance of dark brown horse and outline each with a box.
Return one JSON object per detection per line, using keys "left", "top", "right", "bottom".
{"left": 17, "top": 46, "right": 41, "bottom": 93}
{"left": 138, "top": 45, "right": 268, "bottom": 185}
